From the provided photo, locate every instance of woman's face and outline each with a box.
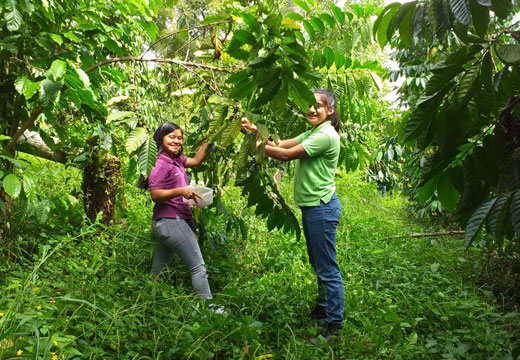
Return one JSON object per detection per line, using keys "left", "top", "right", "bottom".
{"left": 306, "top": 93, "right": 334, "bottom": 129}
{"left": 162, "top": 129, "right": 183, "bottom": 156}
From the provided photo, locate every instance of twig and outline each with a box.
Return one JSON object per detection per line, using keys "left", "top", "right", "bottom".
{"left": 381, "top": 231, "right": 465, "bottom": 240}
{"left": 84, "top": 56, "right": 234, "bottom": 74}
{"left": 140, "top": 20, "right": 232, "bottom": 60}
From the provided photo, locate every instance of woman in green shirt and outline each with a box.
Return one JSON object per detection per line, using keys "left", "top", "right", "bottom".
{"left": 241, "top": 89, "right": 344, "bottom": 342}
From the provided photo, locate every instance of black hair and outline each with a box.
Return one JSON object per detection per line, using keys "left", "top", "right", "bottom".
{"left": 312, "top": 89, "right": 340, "bottom": 132}
{"left": 137, "top": 122, "right": 184, "bottom": 189}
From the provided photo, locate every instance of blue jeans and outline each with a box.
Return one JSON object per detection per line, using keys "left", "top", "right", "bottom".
{"left": 301, "top": 193, "right": 344, "bottom": 324}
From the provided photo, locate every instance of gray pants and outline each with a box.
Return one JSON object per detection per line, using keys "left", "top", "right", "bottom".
{"left": 151, "top": 216, "right": 212, "bottom": 300}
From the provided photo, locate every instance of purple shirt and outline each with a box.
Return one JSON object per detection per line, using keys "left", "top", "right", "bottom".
{"left": 148, "top": 154, "right": 192, "bottom": 219}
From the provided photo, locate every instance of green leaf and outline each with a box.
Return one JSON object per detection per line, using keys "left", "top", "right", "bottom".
{"left": 229, "top": 77, "right": 256, "bottom": 100}
{"left": 465, "top": 197, "right": 497, "bottom": 247}
{"left": 399, "top": 7, "right": 415, "bottom": 46}
{"left": 35, "top": 200, "right": 50, "bottom": 223}
{"left": 106, "top": 111, "right": 135, "bottom": 124}
{"left": 5, "top": 0, "right": 22, "bottom": 31}
{"left": 75, "top": 67, "right": 90, "bottom": 88}
{"left": 220, "top": 116, "right": 242, "bottom": 147}
{"left": 267, "top": 206, "right": 280, "bottom": 231}
{"left": 249, "top": 48, "right": 279, "bottom": 68}
{"left": 486, "top": 191, "right": 512, "bottom": 243}
{"left": 241, "top": 12, "right": 261, "bottom": 33}
{"left": 14, "top": 76, "right": 39, "bottom": 100}
{"left": 138, "top": 136, "right": 157, "bottom": 176}
{"left": 449, "top": 0, "right": 471, "bottom": 26}
{"left": 424, "top": 66, "right": 464, "bottom": 95}
{"left": 404, "top": 106, "right": 434, "bottom": 142}
{"left": 287, "top": 12, "right": 304, "bottom": 21}
{"left": 200, "top": 14, "right": 229, "bottom": 25}
{"left": 418, "top": 174, "right": 439, "bottom": 203}
{"left": 126, "top": 127, "right": 148, "bottom": 153}
{"left": 237, "top": 133, "right": 257, "bottom": 169}
{"left": 324, "top": 47, "right": 334, "bottom": 68}
{"left": 293, "top": 0, "right": 311, "bottom": 13}
{"left": 495, "top": 44, "right": 520, "bottom": 65}
{"left": 319, "top": 13, "right": 335, "bottom": 28}
{"left": 39, "top": 79, "right": 62, "bottom": 108}
{"left": 48, "top": 33, "right": 63, "bottom": 45}
{"left": 376, "top": 5, "right": 399, "bottom": 48}
{"left": 456, "top": 65, "right": 479, "bottom": 105}
{"left": 303, "top": 20, "right": 316, "bottom": 39}
{"left": 2, "top": 173, "right": 21, "bottom": 198}
{"left": 132, "top": 18, "right": 159, "bottom": 40}
{"left": 269, "top": 80, "right": 288, "bottom": 114}
{"left": 257, "top": 78, "right": 282, "bottom": 107}
{"left": 437, "top": 170, "right": 460, "bottom": 210}
{"left": 47, "top": 60, "right": 67, "bottom": 81}
{"left": 104, "top": 39, "right": 123, "bottom": 56}
{"left": 490, "top": 0, "right": 512, "bottom": 18}
{"left": 509, "top": 189, "right": 520, "bottom": 239}
{"left": 232, "top": 29, "right": 256, "bottom": 45}
{"left": 226, "top": 70, "right": 248, "bottom": 84}
{"left": 310, "top": 16, "right": 325, "bottom": 33}
{"left": 289, "top": 79, "right": 316, "bottom": 113}
{"left": 469, "top": 1, "right": 489, "bottom": 38}
{"left": 330, "top": 4, "right": 346, "bottom": 25}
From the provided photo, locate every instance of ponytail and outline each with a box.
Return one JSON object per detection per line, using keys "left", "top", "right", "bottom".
{"left": 312, "top": 89, "right": 340, "bottom": 132}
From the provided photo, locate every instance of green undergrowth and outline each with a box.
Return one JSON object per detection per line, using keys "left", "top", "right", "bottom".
{"left": 1, "top": 164, "right": 519, "bottom": 359}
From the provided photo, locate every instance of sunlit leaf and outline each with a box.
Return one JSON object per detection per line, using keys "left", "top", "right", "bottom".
{"left": 220, "top": 116, "right": 242, "bottom": 147}
{"left": 138, "top": 136, "right": 157, "bottom": 176}
{"left": 330, "top": 4, "right": 346, "bottom": 25}
{"left": 2, "top": 173, "right": 21, "bottom": 198}
{"left": 47, "top": 60, "right": 67, "bottom": 81}
{"left": 126, "top": 127, "right": 148, "bottom": 153}
{"left": 449, "top": 0, "right": 471, "bottom": 26}
{"left": 5, "top": 0, "right": 23, "bottom": 31}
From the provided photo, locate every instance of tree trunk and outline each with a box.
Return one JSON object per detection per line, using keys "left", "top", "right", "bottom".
{"left": 16, "top": 131, "right": 67, "bottom": 164}
{"left": 82, "top": 152, "right": 122, "bottom": 225}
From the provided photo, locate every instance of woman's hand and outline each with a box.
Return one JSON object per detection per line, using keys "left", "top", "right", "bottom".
{"left": 241, "top": 117, "right": 257, "bottom": 133}
{"left": 180, "top": 187, "right": 202, "bottom": 202}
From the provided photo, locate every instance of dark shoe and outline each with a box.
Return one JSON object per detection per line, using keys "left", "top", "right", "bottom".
{"left": 309, "top": 322, "right": 343, "bottom": 346}
{"left": 308, "top": 304, "right": 327, "bottom": 320}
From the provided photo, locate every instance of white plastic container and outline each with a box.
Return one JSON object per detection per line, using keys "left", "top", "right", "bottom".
{"left": 183, "top": 183, "right": 213, "bottom": 208}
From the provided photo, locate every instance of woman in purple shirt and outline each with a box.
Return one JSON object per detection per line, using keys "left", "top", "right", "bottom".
{"left": 142, "top": 122, "right": 215, "bottom": 301}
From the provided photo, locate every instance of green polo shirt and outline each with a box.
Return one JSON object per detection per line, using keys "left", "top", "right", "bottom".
{"left": 294, "top": 121, "right": 340, "bottom": 207}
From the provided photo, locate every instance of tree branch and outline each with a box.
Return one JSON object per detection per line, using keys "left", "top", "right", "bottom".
{"left": 140, "top": 20, "right": 232, "bottom": 60}
{"left": 380, "top": 231, "right": 465, "bottom": 240}
{"left": 8, "top": 56, "right": 237, "bottom": 149}
{"left": 83, "top": 56, "right": 235, "bottom": 74}
{"left": 15, "top": 130, "right": 68, "bottom": 164}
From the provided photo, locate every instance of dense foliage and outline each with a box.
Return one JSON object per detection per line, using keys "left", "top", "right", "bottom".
{"left": 1, "top": 160, "right": 519, "bottom": 359}
{"left": 374, "top": 0, "right": 520, "bottom": 277}
{"left": 2, "top": 0, "right": 520, "bottom": 358}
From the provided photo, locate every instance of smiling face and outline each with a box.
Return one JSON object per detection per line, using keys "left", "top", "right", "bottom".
{"left": 306, "top": 93, "right": 334, "bottom": 129}
{"left": 161, "top": 129, "right": 183, "bottom": 157}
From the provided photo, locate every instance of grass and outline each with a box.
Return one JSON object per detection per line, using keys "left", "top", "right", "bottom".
{"left": 0, "top": 161, "right": 519, "bottom": 359}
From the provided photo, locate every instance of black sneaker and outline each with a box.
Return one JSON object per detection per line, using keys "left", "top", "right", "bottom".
{"left": 309, "top": 322, "right": 343, "bottom": 346}
{"left": 308, "top": 304, "right": 327, "bottom": 319}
